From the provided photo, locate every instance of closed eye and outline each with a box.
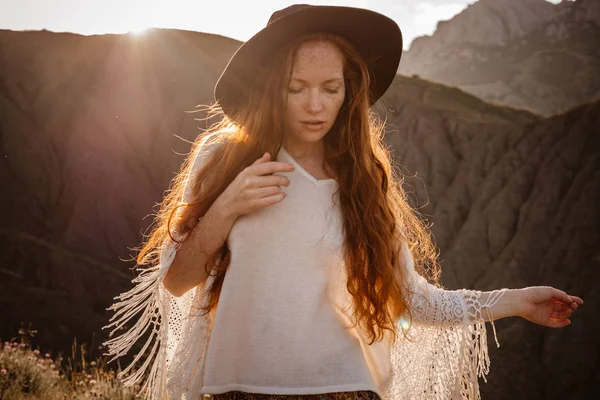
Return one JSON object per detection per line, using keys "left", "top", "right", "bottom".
{"left": 286, "top": 87, "right": 340, "bottom": 94}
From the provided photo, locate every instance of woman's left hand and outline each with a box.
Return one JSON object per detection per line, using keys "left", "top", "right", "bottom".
{"left": 518, "top": 286, "right": 583, "bottom": 328}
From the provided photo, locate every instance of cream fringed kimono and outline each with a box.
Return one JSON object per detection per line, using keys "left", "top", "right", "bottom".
{"left": 102, "top": 143, "right": 508, "bottom": 400}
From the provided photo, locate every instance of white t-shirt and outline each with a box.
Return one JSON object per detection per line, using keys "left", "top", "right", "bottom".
{"left": 200, "top": 146, "right": 382, "bottom": 396}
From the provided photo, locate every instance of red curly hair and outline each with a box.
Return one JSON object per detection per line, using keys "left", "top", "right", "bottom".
{"left": 135, "top": 32, "right": 442, "bottom": 345}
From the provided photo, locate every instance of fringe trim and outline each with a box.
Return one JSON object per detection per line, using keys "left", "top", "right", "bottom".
{"left": 102, "top": 240, "right": 177, "bottom": 400}
{"left": 380, "top": 288, "right": 508, "bottom": 400}
{"left": 102, "top": 141, "right": 219, "bottom": 399}
{"left": 457, "top": 288, "right": 508, "bottom": 399}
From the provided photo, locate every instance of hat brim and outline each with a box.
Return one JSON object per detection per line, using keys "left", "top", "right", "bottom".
{"left": 214, "top": 5, "right": 403, "bottom": 121}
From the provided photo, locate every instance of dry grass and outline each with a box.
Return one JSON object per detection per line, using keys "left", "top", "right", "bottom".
{"left": 0, "top": 328, "right": 139, "bottom": 400}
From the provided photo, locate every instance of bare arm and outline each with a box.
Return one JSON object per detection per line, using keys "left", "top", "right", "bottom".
{"left": 163, "top": 197, "right": 237, "bottom": 297}
{"left": 479, "top": 287, "right": 582, "bottom": 326}
{"left": 477, "top": 289, "right": 520, "bottom": 322}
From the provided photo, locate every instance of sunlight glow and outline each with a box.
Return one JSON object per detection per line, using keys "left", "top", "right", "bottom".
{"left": 0, "top": 0, "right": 570, "bottom": 49}
{"left": 399, "top": 315, "right": 411, "bottom": 331}
{"left": 128, "top": 26, "right": 151, "bottom": 35}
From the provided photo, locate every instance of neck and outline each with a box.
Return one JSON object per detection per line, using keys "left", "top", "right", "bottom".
{"left": 282, "top": 137, "right": 325, "bottom": 160}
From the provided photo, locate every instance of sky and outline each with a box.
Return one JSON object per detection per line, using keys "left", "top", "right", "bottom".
{"left": 0, "top": 0, "right": 562, "bottom": 50}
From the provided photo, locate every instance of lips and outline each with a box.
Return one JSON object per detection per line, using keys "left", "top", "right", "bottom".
{"left": 301, "top": 120, "right": 326, "bottom": 131}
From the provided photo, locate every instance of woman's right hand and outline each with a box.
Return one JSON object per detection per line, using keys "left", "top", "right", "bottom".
{"left": 216, "top": 152, "right": 295, "bottom": 218}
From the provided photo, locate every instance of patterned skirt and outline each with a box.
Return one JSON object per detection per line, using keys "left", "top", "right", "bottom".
{"left": 205, "top": 390, "right": 381, "bottom": 400}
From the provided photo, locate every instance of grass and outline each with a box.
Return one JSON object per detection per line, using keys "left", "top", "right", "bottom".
{"left": 0, "top": 327, "right": 139, "bottom": 400}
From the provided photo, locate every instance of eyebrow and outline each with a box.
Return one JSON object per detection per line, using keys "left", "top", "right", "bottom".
{"left": 290, "top": 77, "right": 343, "bottom": 84}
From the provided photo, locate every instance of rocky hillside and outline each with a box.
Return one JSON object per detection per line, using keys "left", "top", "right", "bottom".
{"left": 0, "top": 28, "right": 598, "bottom": 399}
{"left": 0, "top": 27, "right": 243, "bottom": 352}
{"left": 399, "top": 0, "right": 600, "bottom": 116}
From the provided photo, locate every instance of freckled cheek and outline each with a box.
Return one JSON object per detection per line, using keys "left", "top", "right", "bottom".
{"left": 286, "top": 98, "right": 303, "bottom": 118}
{"left": 328, "top": 93, "right": 345, "bottom": 115}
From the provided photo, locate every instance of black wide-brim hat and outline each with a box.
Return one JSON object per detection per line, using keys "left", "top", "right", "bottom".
{"left": 214, "top": 4, "right": 403, "bottom": 122}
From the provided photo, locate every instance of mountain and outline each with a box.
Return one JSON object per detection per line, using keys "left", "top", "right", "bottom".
{"left": 0, "top": 28, "right": 598, "bottom": 399}
{"left": 399, "top": 0, "right": 600, "bottom": 116}
{"left": 0, "top": 27, "right": 242, "bottom": 352}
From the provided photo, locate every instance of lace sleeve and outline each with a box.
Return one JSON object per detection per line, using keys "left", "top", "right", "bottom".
{"left": 376, "top": 239, "right": 508, "bottom": 400}
{"left": 400, "top": 239, "right": 507, "bottom": 333}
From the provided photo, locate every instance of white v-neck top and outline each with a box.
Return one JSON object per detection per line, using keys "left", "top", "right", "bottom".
{"left": 200, "top": 146, "right": 382, "bottom": 396}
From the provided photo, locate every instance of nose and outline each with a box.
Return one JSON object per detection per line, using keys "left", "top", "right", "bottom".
{"left": 304, "top": 88, "right": 323, "bottom": 113}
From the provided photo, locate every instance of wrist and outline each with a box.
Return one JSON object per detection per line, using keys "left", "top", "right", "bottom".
{"left": 481, "top": 288, "right": 521, "bottom": 321}
{"left": 212, "top": 196, "right": 240, "bottom": 221}
{"left": 503, "top": 288, "right": 526, "bottom": 319}
{"left": 512, "top": 287, "right": 533, "bottom": 318}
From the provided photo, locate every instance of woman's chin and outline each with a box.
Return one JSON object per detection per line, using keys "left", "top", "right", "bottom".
{"left": 297, "top": 133, "right": 326, "bottom": 143}
{"left": 295, "top": 126, "right": 331, "bottom": 141}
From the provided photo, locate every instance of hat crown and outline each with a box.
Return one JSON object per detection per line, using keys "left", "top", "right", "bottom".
{"left": 268, "top": 4, "right": 311, "bottom": 25}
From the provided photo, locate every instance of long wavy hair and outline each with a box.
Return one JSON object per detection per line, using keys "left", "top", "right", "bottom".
{"left": 136, "top": 32, "right": 442, "bottom": 345}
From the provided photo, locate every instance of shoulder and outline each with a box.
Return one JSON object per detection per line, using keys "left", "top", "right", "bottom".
{"left": 182, "top": 139, "right": 227, "bottom": 201}
{"left": 190, "top": 139, "right": 225, "bottom": 171}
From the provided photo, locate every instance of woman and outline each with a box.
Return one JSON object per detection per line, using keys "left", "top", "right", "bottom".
{"left": 103, "top": 5, "right": 583, "bottom": 400}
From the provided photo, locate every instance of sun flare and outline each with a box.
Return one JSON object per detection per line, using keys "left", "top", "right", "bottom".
{"left": 127, "top": 24, "right": 152, "bottom": 35}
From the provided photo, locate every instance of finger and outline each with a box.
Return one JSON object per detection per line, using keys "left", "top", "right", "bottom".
{"left": 248, "top": 186, "right": 284, "bottom": 198}
{"left": 551, "top": 288, "right": 573, "bottom": 304}
{"left": 547, "top": 318, "right": 571, "bottom": 328}
{"left": 551, "top": 308, "right": 573, "bottom": 319}
{"left": 569, "top": 295, "right": 583, "bottom": 305}
{"left": 251, "top": 161, "right": 295, "bottom": 176}
{"left": 253, "top": 192, "right": 286, "bottom": 208}
{"left": 255, "top": 174, "right": 291, "bottom": 188}
{"left": 552, "top": 302, "right": 570, "bottom": 312}
{"left": 251, "top": 152, "right": 271, "bottom": 166}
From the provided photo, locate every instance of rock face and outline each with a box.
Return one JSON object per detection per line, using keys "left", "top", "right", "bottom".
{"left": 377, "top": 78, "right": 599, "bottom": 399}
{"left": 412, "top": 0, "right": 556, "bottom": 49}
{"left": 0, "top": 28, "right": 242, "bottom": 352}
{"left": 399, "top": 0, "right": 600, "bottom": 117}
{"left": 1, "top": 28, "right": 598, "bottom": 399}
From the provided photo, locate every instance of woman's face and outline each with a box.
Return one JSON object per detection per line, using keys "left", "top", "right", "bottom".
{"left": 282, "top": 40, "right": 346, "bottom": 146}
